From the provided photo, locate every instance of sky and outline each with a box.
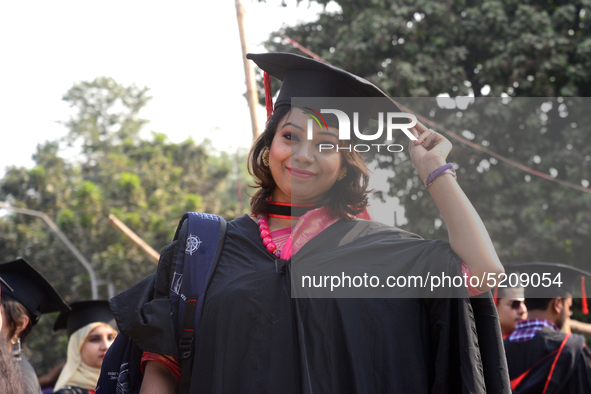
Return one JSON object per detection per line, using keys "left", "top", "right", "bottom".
{"left": 0, "top": 0, "right": 337, "bottom": 172}
{"left": 0, "top": 0, "right": 403, "bottom": 223}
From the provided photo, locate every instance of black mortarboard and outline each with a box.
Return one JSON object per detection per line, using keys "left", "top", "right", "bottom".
{"left": 54, "top": 300, "right": 116, "bottom": 337}
{"left": 504, "top": 262, "right": 591, "bottom": 313}
{"left": 493, "top": 269, "right": 525, "bottom": 305}
{"left": 247, "top": 52, "right": 399, "bottom": 109}
{"left": 0, "top": 258, "right": 70, "bottom": 324}
{"left": 496, "top": 285, "right": 525, "bottom": 299}
{"left": 246, "top": 52, "right": 406, "bottom": 134}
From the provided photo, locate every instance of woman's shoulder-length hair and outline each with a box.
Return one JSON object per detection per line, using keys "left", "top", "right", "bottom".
{"left": 248, "top": 105, "right": 370, "bottom": 220}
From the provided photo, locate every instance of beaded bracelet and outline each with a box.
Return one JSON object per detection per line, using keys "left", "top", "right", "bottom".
{"left": 424, "top": 163, "right": 457, "bottom": 189}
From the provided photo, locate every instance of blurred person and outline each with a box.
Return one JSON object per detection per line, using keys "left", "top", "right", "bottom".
{"left": 567, "top": 318, "right": 591, "bottom": 336}
{"left": 504, "top": 263, "right": 591, "bottom": 393}
{"left": 0, "top": 273, "right": 25, "bottom": 394}
{"left": 494, "top": 284, "right": 528, "bottom": 338}
{"left": 52, "top": 301, "right": 117, "bottom": 394}
{"left": 0, "top": 259, "right": 70, "bottom": 394}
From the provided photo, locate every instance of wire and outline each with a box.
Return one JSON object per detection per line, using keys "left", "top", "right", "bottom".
{"left": 281, "top": 34, "right": 591, "bottom": 196}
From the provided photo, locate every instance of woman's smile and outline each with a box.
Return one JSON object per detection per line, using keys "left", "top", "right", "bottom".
{"left": 288, "top": 167, "right": 316, "bottom": 178}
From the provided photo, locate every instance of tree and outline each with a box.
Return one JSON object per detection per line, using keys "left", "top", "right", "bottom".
{"left": 0, "top": 77, "right": 253, "bottom": 375}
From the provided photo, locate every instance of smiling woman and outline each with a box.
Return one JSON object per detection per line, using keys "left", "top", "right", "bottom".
{"left": 111, "top": 52, "right": 510, "bottom": 394}
{"left": 249, "top": 105, "right": 370, "bottom": 220}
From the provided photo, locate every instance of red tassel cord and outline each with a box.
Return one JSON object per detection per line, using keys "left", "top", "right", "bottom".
{"left": 264, "top": 71, "right": 273, "bottom": 121}
{"left": 582, "top": 277, "right": 588, "bottom": 314}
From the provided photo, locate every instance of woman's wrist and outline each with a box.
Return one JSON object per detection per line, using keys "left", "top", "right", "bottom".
{"left": 425, "top": 163, "right": 456, "bottom": 189}
{"left": 416, "top": 158, "right": 448, "bottom": 182}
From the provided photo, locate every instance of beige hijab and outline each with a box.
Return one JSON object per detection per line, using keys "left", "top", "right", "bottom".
{"left": 54, "top": 322, "right": 106, "bottom": 391}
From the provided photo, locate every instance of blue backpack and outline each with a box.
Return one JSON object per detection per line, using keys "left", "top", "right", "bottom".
{"left": 96, "top": 212, "right": 227, "bottom": 394}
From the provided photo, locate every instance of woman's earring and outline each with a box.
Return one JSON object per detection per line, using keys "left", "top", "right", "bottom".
{"left": 12, "top": 337, "right": 22, "bottom": 360}
{"left": 262, "top": 148, "right": 270, "bottom": 167}
{"left": 337, "top": 166, "right": 347, "bottom": 181}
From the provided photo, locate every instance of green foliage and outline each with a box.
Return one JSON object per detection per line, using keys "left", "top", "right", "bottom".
{"left": 265, "top": 0, "right": 591, "bottom": 97}
{"left": 0, "top": 77, "right": 252, "bottom": 375}
{"left": 63, "top": 77, "right": 151, "bottom": 154}
{"left": 261, "top": 0, "right": 591, "bottom": 264}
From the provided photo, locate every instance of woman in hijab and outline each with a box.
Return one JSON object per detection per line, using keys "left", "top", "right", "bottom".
{"left": 0, "top": 259, "right": 70, "bottom": 394}
{"left": 53, "top": 301, "right": 117, "bottom": 394}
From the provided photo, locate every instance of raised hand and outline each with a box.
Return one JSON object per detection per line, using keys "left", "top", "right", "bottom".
{"left": 408, "top": 122, "right": 453, "bottom": 182}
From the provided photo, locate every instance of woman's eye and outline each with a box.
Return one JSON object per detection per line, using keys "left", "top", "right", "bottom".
{"left": 283, "top": 132, "right": 299, "bottom": 142}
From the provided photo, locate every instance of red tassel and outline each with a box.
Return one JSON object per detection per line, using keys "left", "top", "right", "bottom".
{"left": 493, "top": 286, "right": 498, "bottom": 306}
{"left": 264, "top": 71, "right": 273, "bottom": 121}
{"left": 582, "top": 277, "right": 588, "bottom": 314}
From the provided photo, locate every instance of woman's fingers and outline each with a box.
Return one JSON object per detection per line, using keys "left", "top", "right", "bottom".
{"left": 413, "top": 128, "right": 437, "bottom": 147}
{"left": 412, "top": 121, "right": 429, "bottom": 136}
{"left": 421, "top": 131, "right": 439, "bottom": 149}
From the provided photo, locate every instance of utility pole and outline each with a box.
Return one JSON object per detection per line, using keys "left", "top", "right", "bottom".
{"left": 235, "top": 0, "right": 260, "bottom": 141}
{"left": 0, "top": 201, "right": 99, "bottom": 299}
{"left": 107, "top": 213, "right": 160, "bottom": 264}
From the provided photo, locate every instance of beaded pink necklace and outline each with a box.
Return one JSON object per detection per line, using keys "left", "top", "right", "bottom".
{"left": 256, "top": 214, "right": 283, "bottom": 258}
{"left": 255, "top": 206, "right": 341, "bottom": 260}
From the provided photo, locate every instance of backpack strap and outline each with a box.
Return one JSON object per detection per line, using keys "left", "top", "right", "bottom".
{"left": 169, "top": 212, "right": 227, "bottom": 394}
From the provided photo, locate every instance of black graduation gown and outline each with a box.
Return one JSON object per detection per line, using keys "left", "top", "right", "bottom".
{"left": 112, "top": 215, "right": 510, "bottom": 394}
{"left": 504, "top": 327, "right": 591, "bottom": 393}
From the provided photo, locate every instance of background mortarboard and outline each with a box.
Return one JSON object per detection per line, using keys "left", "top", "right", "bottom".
{"left": 504, "top": 262, "right": 591, "bottom": 313}
{"left": 494, "top": 283, "right": 525, "bottom": 304}
{"left": 493, "top": 269, "right": 525, "bottom": 304}
{"left": 0, "top": 258, "right": 70, "bottom": 324}
{"left": 246, "top": 52, "right": 408, "bottom": 136}
{"left": 54, "top": 300, "right": 116, "bottom": 337}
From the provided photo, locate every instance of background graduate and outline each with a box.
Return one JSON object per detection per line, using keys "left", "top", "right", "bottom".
{"left": 111, "top": 52, "right": 510, "bottom": 394}
{"left": 504, "top": 263, "right": 591, "bottom": 393}
{"left": 495, "top": 284, "right": 528, "bottom": 338}
{"left": 0, "top": 259, "right": 70, "bottom": 394}
{"left": 52, "top": 301, "right": 117, "bottom": 394}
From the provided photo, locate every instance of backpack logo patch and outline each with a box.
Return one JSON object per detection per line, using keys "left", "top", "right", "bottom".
{"left": 185, "top": 234, "right": 202, "bottom": 255}
{"left": 172, "top": 272, "right": 183, "bottom": 295}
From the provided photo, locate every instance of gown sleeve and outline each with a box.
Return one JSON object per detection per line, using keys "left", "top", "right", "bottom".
{"left": 141, "top": 352, "right": 181, "bottom": 379}
{"left": 563, "top": 345, "right": 591, "bottom": 392}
